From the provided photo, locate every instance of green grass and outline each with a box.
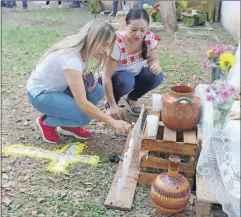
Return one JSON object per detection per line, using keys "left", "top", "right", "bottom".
{"left": 9, "top": 9, "right": 96, "bottom": 23}
{"left": 158, "top": 50, "right": 208, "bottom": 92}
{"left": 2, "top": 26, "right": 66, "bottom": 75}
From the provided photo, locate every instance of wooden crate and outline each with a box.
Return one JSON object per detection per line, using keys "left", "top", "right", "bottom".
{"left": 138, "top": 110, "right": 200, "bottom": 189}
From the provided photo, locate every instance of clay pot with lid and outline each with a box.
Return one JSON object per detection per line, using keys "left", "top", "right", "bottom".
{"left": 161, "top": 85, "right": 201, "bottom": 131}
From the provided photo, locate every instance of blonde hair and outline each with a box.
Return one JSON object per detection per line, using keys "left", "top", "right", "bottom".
{"left": 37, "top": 19, "right": 116, "bottom": 72}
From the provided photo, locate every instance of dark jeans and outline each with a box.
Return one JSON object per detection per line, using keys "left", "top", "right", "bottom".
{"left": 71, "top": 1, "right": 87, "bottom": 7}
{"left": 6, "top": 0, "right": 27, "bottom": 8}
{"left": 46, "top": 1, "right": 61, "bottom": 5}
{"left": 113, "top": 0, "right": 118, "bottom": 15}
{"left": 112, "top": 67, "right": 164, "bottom": 103}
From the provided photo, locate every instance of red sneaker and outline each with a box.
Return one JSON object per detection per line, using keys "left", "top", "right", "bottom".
{"left": 57, "top": 126, "right": 91, "bottom": 139}
{"left": 35, "top": 115, "right": 60, "bottom": 143}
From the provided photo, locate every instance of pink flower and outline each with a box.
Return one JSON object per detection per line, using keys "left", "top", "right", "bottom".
{"left": 153, "top": 4, "right": 159, "bottom": 10}
{"left": 206, "top": 80, "right": 239, "bottom": 105}
{"left": 202, "top": 58, "right": 211, "bottom": 71}
{"left": 219, "top": 90, "right": 230, "bottom": 102}
{"left": 216, "top": 84, "right": 227, "bottom": 92}
{"left": 228, "top": 86, "right": 240, "bottom": 98}
{"left": 212, "top": 45, "right": 233, "bottom": 59}
{"left": 206, "top": 93, "right": 213, "bottom": 102}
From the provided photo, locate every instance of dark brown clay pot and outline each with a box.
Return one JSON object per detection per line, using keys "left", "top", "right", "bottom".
{"left": 161, "top": 85, "right": 201, "bottom": 131}
{"left": 150, "top": 155, "right": 191, "bottom": 215}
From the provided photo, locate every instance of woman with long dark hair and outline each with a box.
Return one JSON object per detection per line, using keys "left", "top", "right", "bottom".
{"left": 103, "top": 8, "right": 164, "bottom": 119}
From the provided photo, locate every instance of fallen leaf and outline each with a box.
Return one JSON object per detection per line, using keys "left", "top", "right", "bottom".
{"left": 150, "top": 208, "right": 157, "bottom": 217}
{"left": 86, "top": 188, "right": 92, "bottom": 191}
{"left": 2, "top": 173, "right": 9, "bottom": 180}
{"left": 23, "top": 204, "right": 30, "bottom": 211}
{"left": 19, "top": 136, "right": 25, "bottom": 140}
{"left": 47, "top": 205, "right": 58, "bottom": 211}
{"left": 47, "top": 177, "right": 59, "bottom": 183}
{"left": 31, "top": 210, "right": 38, "bottom": 215}
{"left": 22, "top": 174, "right": 30, "bottom": 182}
{"left": 37, "top": 198, "right": 45, "bottom": 203}
{"left": 84, "top": 182, "right": 92, "bottom": 185}
{"left": 74, "top": 199, "right": 79, "bottom": 206}
{"left": 60, "top": 191, "right": 67, "bottom": 198}
{"left": 1, "top": 132, "right": 8, "bottom": 135}
{"left": 2, "top": 182, "right": 14, "bottom": 188}
{"left": 2, "top": 196, "right": 12, "bottom": 206}
{"left": 19, "top": 188, "right": 26, "bottom": 193}
{"left": 23, "top": 121, "right": 29, "bottom": 126}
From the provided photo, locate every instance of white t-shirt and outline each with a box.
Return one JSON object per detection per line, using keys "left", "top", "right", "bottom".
{"left": 27, "top": 50, "right": 86, "bottom": 97}
{"left": 111, "top": 30, "right": 159, "bottom": 75}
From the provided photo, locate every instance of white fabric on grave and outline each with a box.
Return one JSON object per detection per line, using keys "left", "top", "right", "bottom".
{"left": 195, "top": 84, "right": 240, "bottom": 217}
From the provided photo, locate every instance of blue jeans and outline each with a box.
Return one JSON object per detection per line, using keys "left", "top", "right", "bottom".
{"left": 112, "top": 67, "right": 164, "bottom": 103}
{"left": 113, "top": 0, "right": 118, "bottom": 15}
{"left": 27, "top": 83, "right": 104, "bottom": 127}
{"left": 6, "top": 0, "right": 27, "bottom": 8}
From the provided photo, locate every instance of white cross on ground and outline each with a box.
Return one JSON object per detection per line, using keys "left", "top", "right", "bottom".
{"left": 3, "top": 142, "right": 99, "bottom": 173}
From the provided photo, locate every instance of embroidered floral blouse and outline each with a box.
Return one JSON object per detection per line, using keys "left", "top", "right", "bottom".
{"left": 111, "top": 30, "right": 161, "bottom": 75}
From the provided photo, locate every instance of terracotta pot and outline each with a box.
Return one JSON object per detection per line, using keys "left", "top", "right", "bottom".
{"left": 161, "top": 85, "right": 201, "bottom": 131}
{"left": 151, "top": 155, "right": 191, "bottom": 215}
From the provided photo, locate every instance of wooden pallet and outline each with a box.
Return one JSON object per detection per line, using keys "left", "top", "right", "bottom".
{"left": 138, "top": 110, "right": 200, "bottom": 189}
{"left": 195, "top": 173, "right": 228, "bottom": 217}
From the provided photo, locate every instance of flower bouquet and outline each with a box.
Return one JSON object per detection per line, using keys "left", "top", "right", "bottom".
{"left": 206, "top": 80, "right": 239, "bottom": 129}
{"left": 202, "top": 45, "right": 236, "bottom": 82}
{"left": 143, "top": 4, "right": 160, "bottom": 22}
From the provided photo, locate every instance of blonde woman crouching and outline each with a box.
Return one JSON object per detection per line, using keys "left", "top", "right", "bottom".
{"left": 27, "top": 20, "right": 131, "bottom": 143}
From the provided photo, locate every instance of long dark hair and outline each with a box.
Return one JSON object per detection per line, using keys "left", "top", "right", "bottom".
{"left": 125, "top": 8, "right": 150, "bottom": 60}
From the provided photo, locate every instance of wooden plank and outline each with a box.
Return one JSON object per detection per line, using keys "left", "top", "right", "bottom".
{"left": 195, "top": 201, "right": 212, "bottom": 217}
{"left": 183, "top": 130, "right": 197, "bottom": 144}
{"left": 104, "top": 132, "right": 142, "bottom": 211}
{"left": 163, "top": 126, "right": 176, "bottom": 142}
{"left": 141, "top": 139, "right": 198, "bottom": 156}
{"left": 138, "top": 172, "right": 193, "bottom": 187}
{"left": 196, "top": 173, "right": 218, "bottom": 204}
{"left": 140, "top": 156, "right": 196, "bottom": 173}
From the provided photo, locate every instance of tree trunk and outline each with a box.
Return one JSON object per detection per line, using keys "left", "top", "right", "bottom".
{"left": 159, "top": 1, "right": 179, "bottom": 32}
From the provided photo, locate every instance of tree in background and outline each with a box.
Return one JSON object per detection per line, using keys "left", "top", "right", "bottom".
{"left": 159, "top": 1, "right": 179, "bottom": 32}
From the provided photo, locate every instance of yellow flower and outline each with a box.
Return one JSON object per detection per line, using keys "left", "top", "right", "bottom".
{"left": 219, "top": 52, "right": 236, "bottom": 71}
{"left": 207, "top": 49, "right": 213, "bottom": 57}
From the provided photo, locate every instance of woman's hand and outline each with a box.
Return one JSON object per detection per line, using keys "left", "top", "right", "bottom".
{"left": 110, "top": 104, "right": 123, "bottom": 120}
{"left": 150, "top": 62, "right": 162, "bottom": 75}
{"left": 111, "top": 120, "right": 132, "bottom": 134}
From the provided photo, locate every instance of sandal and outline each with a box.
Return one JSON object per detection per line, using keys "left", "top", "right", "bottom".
{"left": 124, "top": 97, "right": 141, "bottom": 116}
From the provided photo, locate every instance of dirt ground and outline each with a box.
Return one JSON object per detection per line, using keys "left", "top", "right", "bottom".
{"left": 1, "top": 2, "right": 236, "bottom": 217}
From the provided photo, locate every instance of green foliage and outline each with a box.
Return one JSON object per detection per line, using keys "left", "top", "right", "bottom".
{"left": 88, "top": 1, "right": 103, "bottom": 14}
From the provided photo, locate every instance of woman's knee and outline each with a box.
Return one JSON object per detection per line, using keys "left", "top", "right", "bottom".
{"left": 154, "top": 72, "right": 164, "bottom": 87}
{"left": 112, "top": 71, "right": 135, "bottom": 95}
